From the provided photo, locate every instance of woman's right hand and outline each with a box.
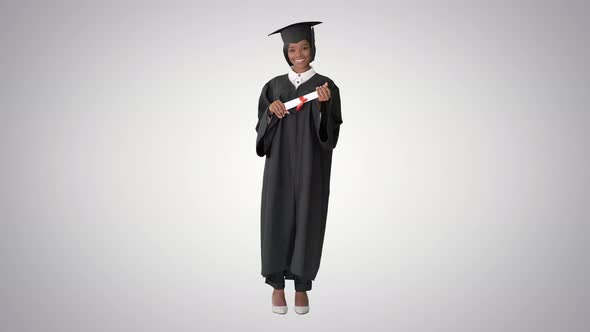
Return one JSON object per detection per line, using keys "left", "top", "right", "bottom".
{"left": 268, "top": 100, "right": 290, "bottom": 118}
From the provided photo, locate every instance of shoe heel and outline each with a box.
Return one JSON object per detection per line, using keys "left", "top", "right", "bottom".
{"left": 272, "top": 305, "right": 288, "bottom": 314}
{"left": 294, "top": 305, "right": 309, "bottom": 314}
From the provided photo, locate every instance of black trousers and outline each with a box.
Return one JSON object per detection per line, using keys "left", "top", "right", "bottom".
{"left": 264, "top": 270, "right": 312, "bottom": 292}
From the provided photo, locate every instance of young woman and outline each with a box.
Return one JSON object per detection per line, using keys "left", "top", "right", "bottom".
{"left": 255, "top": 21, "right": 343, "bottom": 315}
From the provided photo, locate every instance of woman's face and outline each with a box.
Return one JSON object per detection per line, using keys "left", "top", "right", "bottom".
{"left": 288, "top": 40, "right": 311, "bottom": 71}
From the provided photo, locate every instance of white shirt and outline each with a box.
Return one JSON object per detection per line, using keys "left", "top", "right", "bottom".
{"left": 288, "top": 66, "right": 316, "bottom": 89}
{"left": 267, "top": 66, "right": 318, "bottom": 123}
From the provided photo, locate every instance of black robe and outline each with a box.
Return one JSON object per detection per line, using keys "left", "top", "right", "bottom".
{"left": 255, "top": 72, "right": 343, "bottom": 281}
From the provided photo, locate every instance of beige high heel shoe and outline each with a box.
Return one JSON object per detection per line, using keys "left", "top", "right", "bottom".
{"left": 294, "top": 305, "right": 309, "bottom": 314}
{"left": 294, "top": 292, "right": 309, "bottom": 314}
{"left": 272, "top": 291, "right": 288, "bottom": 314}
{"left": 272, "top": 304, "right": 288, "bottom": 314}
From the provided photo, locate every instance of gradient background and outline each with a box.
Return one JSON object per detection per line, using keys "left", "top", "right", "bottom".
{"left": 1, "top": 1, "right": 588, "bottom": 331}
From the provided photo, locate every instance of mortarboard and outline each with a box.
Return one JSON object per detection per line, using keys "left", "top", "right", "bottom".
{"left": 268, "top": 21, "right": 322, "bottom": 66}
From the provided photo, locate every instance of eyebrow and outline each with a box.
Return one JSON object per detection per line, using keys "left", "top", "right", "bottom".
{"left": 288, "top": 44, "right": 310, "bottom": 49}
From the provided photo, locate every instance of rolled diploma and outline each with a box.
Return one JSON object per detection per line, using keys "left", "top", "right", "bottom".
{"left": 284, "top": 91, "right": 319, "bottom": 111}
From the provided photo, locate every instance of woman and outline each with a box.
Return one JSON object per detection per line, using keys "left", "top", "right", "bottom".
{"left": 255, "top": 21, "right": 343, "bottom": 315}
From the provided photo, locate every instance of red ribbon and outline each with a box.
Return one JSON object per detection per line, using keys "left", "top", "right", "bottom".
{"left": 295, "top": 95, "right": 308, "bottom": 111}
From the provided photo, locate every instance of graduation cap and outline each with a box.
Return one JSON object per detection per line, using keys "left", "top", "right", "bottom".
{"left": 268, "top": 21, "right": 322, "bottom": 66}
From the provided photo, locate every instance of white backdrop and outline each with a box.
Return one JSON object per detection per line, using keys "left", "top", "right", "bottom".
{"left": 1, "top": 1, "right": 588, "bottom": 331}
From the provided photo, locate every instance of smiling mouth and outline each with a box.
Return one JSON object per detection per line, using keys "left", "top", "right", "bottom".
{"left": 295, "top": 59, "right": 306, "bottom": 63}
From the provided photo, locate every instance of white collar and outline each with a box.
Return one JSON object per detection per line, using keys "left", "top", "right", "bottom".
{"left": 288, "top": 66, "right": 316, "bottom": 83}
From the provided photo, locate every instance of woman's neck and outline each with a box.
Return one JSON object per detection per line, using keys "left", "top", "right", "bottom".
{"left": 291, "top": 65, "right": 311, "bottom": 73}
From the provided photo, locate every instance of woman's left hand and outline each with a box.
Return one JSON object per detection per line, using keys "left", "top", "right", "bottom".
{"left": 316, "top": 82, "right": 331, "bottom": 102}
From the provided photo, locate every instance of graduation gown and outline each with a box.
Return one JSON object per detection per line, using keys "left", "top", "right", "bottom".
{"left": 255, "top": 72, "right": 343, "bottom": 281}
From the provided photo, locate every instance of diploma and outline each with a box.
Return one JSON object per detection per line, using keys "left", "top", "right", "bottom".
{"left": 284, "top": 91, "right": 319, "bottom": 113}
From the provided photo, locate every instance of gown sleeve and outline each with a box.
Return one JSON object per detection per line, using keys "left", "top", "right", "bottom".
{"left": 314, "top": 83, "right": 343, "bottom": 150}
{"left": 255, "top": 80, "right": 280, "bottom": 157}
